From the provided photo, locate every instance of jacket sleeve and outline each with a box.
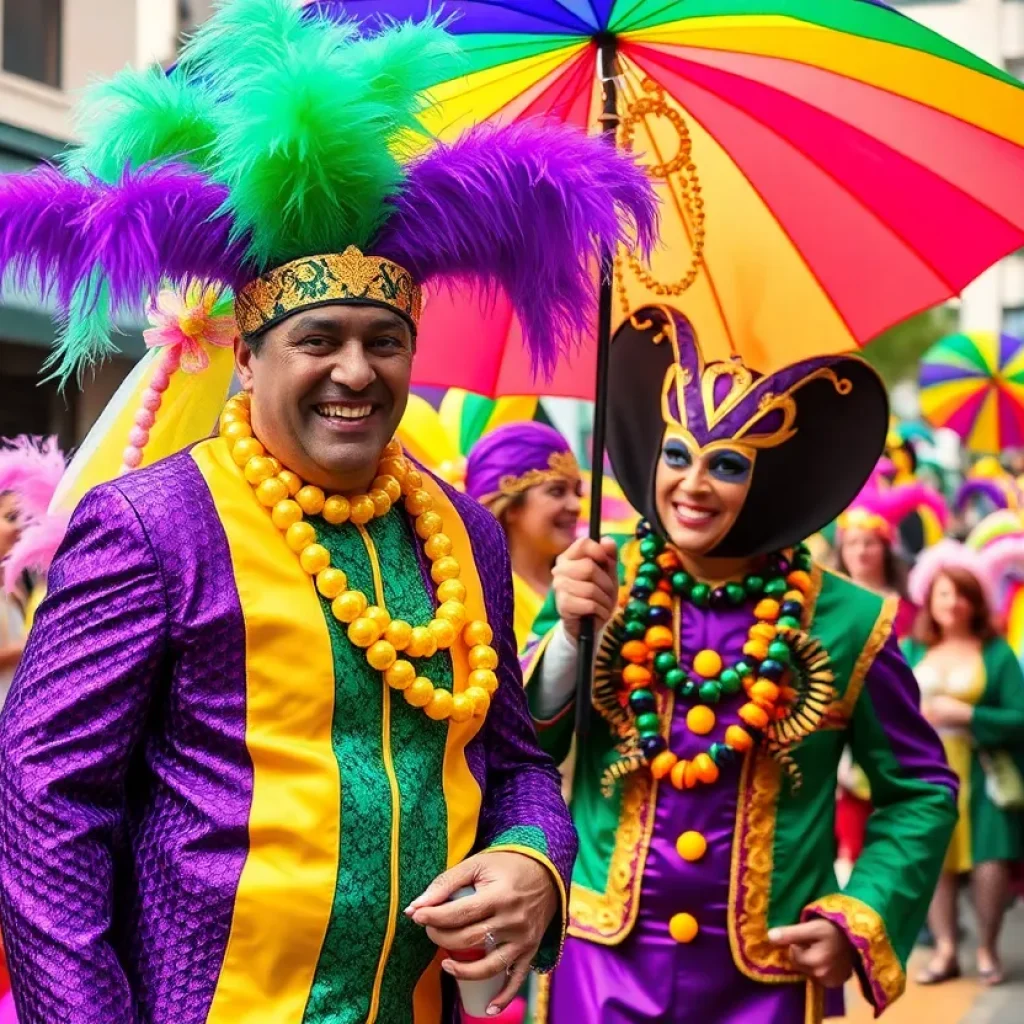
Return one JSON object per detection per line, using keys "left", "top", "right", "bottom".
{"left": 971, "top": 639, "right": 1024, "bottom": 748}
{"left": 0, "top": 484, "right": 168, "bottom": 1023}
{"left": 522, "top": 536, "right": 636, "bottom": 765}
{"left": 476, "top": 534, "right": 578, "bottom": 970}
{"left": 802, "top": 633, "right": 958, "bottom": 1017}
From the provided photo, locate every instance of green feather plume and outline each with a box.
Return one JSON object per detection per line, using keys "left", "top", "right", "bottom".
{"left": 45, "top": 276, "right": 121, "bottom": 385}
{"left": 64, "top": 65, "right": 217, "bottom": 182}
{"left": 179, "top": 0, "right": 459, "bottom": 268}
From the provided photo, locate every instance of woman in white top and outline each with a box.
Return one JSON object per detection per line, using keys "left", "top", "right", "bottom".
{"left": 906, "top": 542, "right": 1024, "bottom": 988}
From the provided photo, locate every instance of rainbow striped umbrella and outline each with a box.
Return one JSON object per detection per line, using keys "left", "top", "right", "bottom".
{"left": 920, "top": 332, "right": 1024, "bottom": 452}
{"left": 312, "top": 0, "right": 1024, "bottom": 398}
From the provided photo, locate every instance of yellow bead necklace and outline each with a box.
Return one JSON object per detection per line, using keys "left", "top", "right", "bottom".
{"left": 220, "top": 393, "right": 499, "bottom": 724}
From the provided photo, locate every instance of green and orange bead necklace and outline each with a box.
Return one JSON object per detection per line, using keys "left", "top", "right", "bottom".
{"left": 618, "top": 520, "right": 814, "bottom": 790}
{"left": 220, "top": 392, "right": 499, "bottom": 725}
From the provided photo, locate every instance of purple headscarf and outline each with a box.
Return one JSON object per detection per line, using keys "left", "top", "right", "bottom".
{"left": 465, "top": 423, "right": 578, "bottom": 505}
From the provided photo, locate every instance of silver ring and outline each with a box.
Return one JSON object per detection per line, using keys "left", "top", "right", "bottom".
{"left": 484, "top": 931, "right": 514, "bottom": 974}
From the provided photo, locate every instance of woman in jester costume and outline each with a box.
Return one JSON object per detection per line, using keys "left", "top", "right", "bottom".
{"left": 522, "top": 307, "right": 958, "bottom": 1023}
{"left": 0, "top": 2, "right": 658, "bottom": 1022}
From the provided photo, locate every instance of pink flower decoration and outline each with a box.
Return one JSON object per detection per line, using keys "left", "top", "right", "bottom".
{"left": 144, "top": 283, "right": 238, "bottom": 374}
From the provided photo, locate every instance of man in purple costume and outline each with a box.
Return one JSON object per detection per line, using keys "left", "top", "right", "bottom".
{"left": 522, "top": 308, "right": 958, "bottom": 1022}
{"left": 0, "top": 4, "right": 659, "bottom": 1022}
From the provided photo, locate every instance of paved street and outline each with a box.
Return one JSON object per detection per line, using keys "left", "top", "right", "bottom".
{"left": 842, "top": 902, "right": 1024, "bottom": 1024}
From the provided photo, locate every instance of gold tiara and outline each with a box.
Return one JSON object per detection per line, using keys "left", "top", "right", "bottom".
{"left": 234, "top": 246, "right": 423, "bottom": 337}
{"left": 497, "top": 450, "right": 581, "bottom": 498}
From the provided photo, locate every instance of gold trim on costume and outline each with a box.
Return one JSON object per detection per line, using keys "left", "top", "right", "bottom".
{"left": 822, "top": 589, "right": 898, "bottom": 729}
{"left": 802, "top": 562, "right": 825, "bottom": 627}
{"left": 568, "top": 770, "right": 659, "bottom": 945}
{"left": 805, "top": 981, "right": 826, "bottom": 1024}
{"left": 802, "top": 894, "right": 906, "bottom": 1010}
{"left": 359, "top": 525, "right": 403, "bottom": 1024}
{"left": 534, "top": 974, "right": 552, "bottom": 1024}
{"left": 487, "top": 450, "right": 581, "bottom": 501}
{"left": 727, "top": 564, "right": 825, "bottom": 982}
{"left": 235, "top": 247, "right": 422, "bottom": 337}
{"left": 727, "top": 750, "right": 801, "bottom": 982}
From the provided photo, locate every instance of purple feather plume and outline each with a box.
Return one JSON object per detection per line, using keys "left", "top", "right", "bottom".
{"left": 0, "top": 163, "right": 250, "bottom": 324}
{"left": 0, "top": 169, "right": 97, "bottom": 309}
{"left": 373, "top": 120, "right": 659, "bottom": 378}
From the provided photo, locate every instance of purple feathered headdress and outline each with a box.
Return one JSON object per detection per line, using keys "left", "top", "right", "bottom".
{"left": 465, "top": 422, "right": 579, "bottom": 504}
{"left": 0, "top": 0, "right": 657, "bottom": 384}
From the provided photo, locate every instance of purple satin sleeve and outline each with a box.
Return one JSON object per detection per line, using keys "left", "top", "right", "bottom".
{"left": 0, "top": 484, "right": 168, "bottom": 1022}
{"left": 824, "top": 633, "right": 959, "bottom": 1011}
{"left": 477, "top": 540, "right": 576, "bottom": 874}
{"left": 859, "top": 635, "right": 958, "bottom": 797}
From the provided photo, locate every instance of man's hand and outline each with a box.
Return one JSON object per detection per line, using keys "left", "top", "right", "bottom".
{"left": 406, "top": 851, "right": 559, "bottom": 1016}
{"left": 768, "top": 920, "right": 856, "bottom": 989}
{"left": 923, "top": 695, "right": 973, "bottom": 728}
{"left": 551, "top": 537, "right": 619, "bottom": 640}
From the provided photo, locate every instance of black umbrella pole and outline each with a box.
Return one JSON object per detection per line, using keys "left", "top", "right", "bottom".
{"left": 574, "top": 39, "right": 620, "bottom": 743}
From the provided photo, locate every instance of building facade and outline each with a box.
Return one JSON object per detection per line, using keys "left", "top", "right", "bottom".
{"left": 0, "top": 0, "right": 179, "bottom": 445}
{"left": 895, "top": 0, "right": 1024, "bottom": 337}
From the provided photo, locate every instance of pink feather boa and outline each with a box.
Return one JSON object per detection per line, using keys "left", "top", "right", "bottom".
{"left": 0, "top": 435, "right": 68, "bottom": 593}
{"left": 844, "top": 464, "right": 949, "bottom": 539}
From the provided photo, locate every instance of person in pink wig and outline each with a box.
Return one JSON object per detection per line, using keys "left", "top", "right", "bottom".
{"left": 906, "top": 541, "right": 1024, "bottom": 988}
{"left": 836, "top": 462, "right": 949, "bottom": 640}
{"left": 0, "top": 436, "right": 67, "bottom": 704}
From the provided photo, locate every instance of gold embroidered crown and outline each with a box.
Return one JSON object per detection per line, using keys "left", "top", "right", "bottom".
{"left": 234, "top": 246, "right": 423, "bottom": 338}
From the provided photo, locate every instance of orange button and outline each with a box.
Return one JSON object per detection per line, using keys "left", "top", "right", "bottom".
{"left": 676, "top": 831, "right": 707, "bottom": 863}
{"left": 669, "top": 912, "right": 699, "bottom": 944}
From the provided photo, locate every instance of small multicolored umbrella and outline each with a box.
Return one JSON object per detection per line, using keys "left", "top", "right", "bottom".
{"left": 919, "top": 332, "right": 1024, "bottom": 453}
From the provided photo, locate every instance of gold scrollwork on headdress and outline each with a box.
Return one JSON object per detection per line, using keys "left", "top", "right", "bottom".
{"left": 497, "top": 450, "right": 581, "bottom": 497}
{"left": 235, "top": 246, "right": 423, "bottom": 337}
{"left": 654, "top": 307, "right": 854, "bottom": 453}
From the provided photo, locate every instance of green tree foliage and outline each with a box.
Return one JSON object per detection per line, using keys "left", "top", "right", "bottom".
{"left": 860, "top": 305, "right": 959, "bottom": 387}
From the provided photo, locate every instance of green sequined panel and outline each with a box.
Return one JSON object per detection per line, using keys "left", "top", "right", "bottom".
{"left": 301, "top": 512, "right": 451, "bottom": 1024}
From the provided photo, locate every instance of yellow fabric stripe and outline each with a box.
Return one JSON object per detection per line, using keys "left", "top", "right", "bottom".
{"left": 512, "top": 573, "right": 546, "bottom": 654}
{"left": 411, "top": 473, "right": 490, "bottom": 1019}
{"left": 358, "top": 525, "right": 405, "bottom": 1024}
{"left": 411, "top": 956, "right": 444, "bottom": 1024}
{"left": 629, "top": 15, "right": 1024, "bottom": 145}
{"left": 195, "top": 437, "right": 339, "bottom": 1024}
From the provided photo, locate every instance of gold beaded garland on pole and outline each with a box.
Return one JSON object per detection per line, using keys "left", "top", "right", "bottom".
{"left": 615, "top": 78, "right": 706, "bottom": 318}
{"left": 219, "top": 392, "right": 499, "bottom": 725}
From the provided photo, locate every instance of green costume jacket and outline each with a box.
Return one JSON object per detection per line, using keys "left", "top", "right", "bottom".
{"left": 523, "top": 550, "right": 958, "bottom": 1015}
